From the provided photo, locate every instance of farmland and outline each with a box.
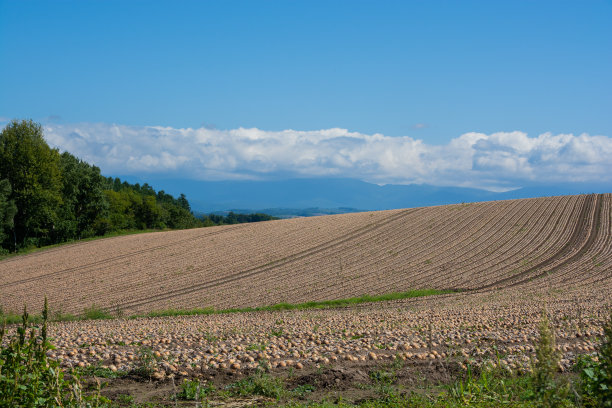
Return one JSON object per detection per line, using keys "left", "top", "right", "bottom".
{"left": 2, "top": 193, "right": 610, "bottom": 316}
{"left": 1, "top": 193, "right": 611, "bottom": 405}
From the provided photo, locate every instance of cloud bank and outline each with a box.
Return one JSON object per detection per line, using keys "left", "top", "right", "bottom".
{"left": 43, "top": 123, "right": 612, "bottom": 191}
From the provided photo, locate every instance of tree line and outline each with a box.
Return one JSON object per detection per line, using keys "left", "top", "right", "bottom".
{"left": 0, "top": 119, "right": 276, "bottom": 253}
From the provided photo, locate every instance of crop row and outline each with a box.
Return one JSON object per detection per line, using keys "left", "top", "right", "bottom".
{"left": 0, "top": 194, "right": 609, "bottom": 316}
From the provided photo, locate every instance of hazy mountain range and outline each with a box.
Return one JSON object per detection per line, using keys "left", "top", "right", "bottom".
{"left": 115, "top": 176, "right": 610, "bottom": 217}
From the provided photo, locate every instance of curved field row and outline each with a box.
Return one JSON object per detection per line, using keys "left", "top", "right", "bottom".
{"left": 183, "top": 195, "right": 584, "bottom": 310}
{"left": 0, "top": 194, "right": 610, "bottom": 316}
{"left": 519, "top": 193, "right": 611, "bottom": 292}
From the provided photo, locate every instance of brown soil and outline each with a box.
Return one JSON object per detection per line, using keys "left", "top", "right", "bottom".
{"left": 92, "top": 359, "right": 470, "bottom": 406}
{"left": 2, "top": 194, "right": 611, "bottom": 317}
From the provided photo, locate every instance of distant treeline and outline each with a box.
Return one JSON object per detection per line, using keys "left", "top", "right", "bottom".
{"left": 204, "top": 212, "right": 278, "bottom": 225}
{"left": 0, "top": 119, "right": 276, "bottom": 253}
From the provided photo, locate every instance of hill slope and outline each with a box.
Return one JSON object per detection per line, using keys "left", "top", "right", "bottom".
{"left": 1, "top": 193, "right": 610, "bottom": 315}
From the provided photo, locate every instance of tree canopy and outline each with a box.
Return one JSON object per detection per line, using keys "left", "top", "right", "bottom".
{"left": 0, "top": 119, "right": 277, "bottom": 254}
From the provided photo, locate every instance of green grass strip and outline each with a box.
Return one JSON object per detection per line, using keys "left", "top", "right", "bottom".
{"left": 0, "top": 289, "right": 456, "bottom": 324}
{"left": 141, "top": 289, "right": 456, "bottom": 319}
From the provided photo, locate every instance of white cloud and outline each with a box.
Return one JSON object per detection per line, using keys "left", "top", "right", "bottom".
{"left": 42, "top": 123, "right": 612, "bottom": 191}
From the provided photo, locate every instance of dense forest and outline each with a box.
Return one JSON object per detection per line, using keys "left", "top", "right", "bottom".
{"left": 0, "top": 119, "right": 276, "bottom": 254}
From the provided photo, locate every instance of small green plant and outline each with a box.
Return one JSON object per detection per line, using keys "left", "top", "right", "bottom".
{"left": 271, "top": 326, "right": 284, "bottom": 337}
{"left": 449, "top": 364, "right": 535, "bottom": 406}
{"left": 134, "top": 346, "right": 160, "bottom": 378}
{"left": 202, "top": 330, "right": 218, "bottom": 344}
{"left": 292, "top": 383, "right": 315, "bottom": 398}
{"left": 224, "top": 371, "right": 286, "bottom": 400}
{"left": 247, "top": 342, "right": 267, "bottom": 351}
{"left": 174, "top": 378, "right": 215, "bottom": 401}
{"left": 368, "top": 366, "right": 400, "bottom": 402}
{"left": 116, "top": 393, "right": 134, "bottom": 404}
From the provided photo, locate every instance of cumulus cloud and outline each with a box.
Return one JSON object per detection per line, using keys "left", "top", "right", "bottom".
{"left": 42, "top": 123, "right": 612, "bottom": 191}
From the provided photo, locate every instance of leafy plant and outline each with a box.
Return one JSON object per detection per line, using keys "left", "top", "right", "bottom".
{"left": 292, "top": 384, "right": 315, "bottom": 398}
{"left": 0, "top": 298, "right": 107, "bottom": 407}
{"left": 531, "top": 311, "right": 569, "bottom": 407}
{"left": 133, "top": 346, "right": 160, "bottom": 379}
{"left": 224, "top": 371, "right": 286, "bottom": 400}
{"left": 578, "top": 310, "right": 612, "bottom": 407}
{"left": 174, "top": 378, "right": 215, "bottom": 401}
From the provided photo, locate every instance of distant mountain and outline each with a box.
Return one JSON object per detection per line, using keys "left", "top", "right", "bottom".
{"left": 115, "top": 176, "right": 610, "bottom": 215}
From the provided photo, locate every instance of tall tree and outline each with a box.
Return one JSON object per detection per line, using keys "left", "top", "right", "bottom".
{"left": 0, "top": 179, "right": 17, "bottom": 250}
{"left": 57, "top": 152, "right": 108, "bottom": 240}
{"left": 0, "top": 120, "right": 62, "bottom": 247}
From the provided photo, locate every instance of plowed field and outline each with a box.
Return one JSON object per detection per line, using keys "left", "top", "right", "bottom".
{"left": 1, "top": 194, "right": 611, "bottom": 403}
{"left": 1, "top": 193, "right": 610, "bottom": 316}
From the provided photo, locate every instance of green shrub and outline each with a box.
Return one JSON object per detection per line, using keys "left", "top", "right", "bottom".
{"left": 531, "top": 311, "right": 569, "bottom": 407}
{"left": 579, "top": 310, "right": 612, "bottom": 407}
{"left": 0, "top": 298, "right": 107, "bottom": 407}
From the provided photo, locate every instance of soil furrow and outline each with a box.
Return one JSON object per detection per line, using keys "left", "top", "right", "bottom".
{"left": 110, "top": 208, "right": 421, "bottom": 312}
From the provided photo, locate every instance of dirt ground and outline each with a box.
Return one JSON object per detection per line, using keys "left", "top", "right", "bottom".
{"left": 91, "top": 359, "right": 467, "bottom": 406}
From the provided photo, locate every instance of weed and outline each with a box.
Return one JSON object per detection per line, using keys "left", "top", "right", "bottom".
{"left": 203, "top": 330, "right": 219, "bottom": 344}
{"left": 224, "top": 371, "right": 286, "bottom": 400}
{"left": 247, "top": 341, "right": 267, "bottom": 351}
{"left": 82, "top": 304, "right": 114, "bottom": 320}
{"left": 116, "top": 393, "right": 134, "bottom": 404}
{"left": 577, "top": 310, "right": 612, "bottom": 407}
{"left": 133, "top": 346, "right": 160, "bottom": 379}
{"left": 532, "top": 311, "right": 569, "bottom": 407}
{"left": 78, "top": 362, "right": 129, "bottom": 379}
{"left": 271, "top": 327, "right": 285, "bottom": 337}
{"left": 0, "top": 298, "right": 107, "bottom": 406}
{"left": 174, "top": 378, "right": 215, "bottom": 401}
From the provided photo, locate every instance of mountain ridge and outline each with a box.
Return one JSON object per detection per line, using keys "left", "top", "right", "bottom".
{"left": 116, "top": 176, "right": 610, "bottom": 214}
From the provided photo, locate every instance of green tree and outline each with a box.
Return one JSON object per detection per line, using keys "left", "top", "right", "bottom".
{"left": 57, "top": 152, "right": 108, "bottom": 240}
{"left": 0, "top": 120, "right": 62, "bottom": 248}
{"left": 177, "top": 193, "right": 190, "bottom": 211}
{"left": 0, "top": 179, "right": 17, "bottom": 250}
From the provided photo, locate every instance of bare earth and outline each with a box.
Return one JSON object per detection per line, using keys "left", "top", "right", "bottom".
{"left": 1, "top": 194, "right": 611, "bottom": 404}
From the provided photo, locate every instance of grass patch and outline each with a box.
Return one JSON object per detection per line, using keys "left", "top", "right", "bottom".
{"left": 2, "top": 289, "right": 455, "bottom": 323}
{"left": 82, "top": 304, "right": 114, "bottom": 320}
{"left": 142, "top": 289, "right": 456, "bottom": 319}
{"left": 1, "top": 304, "right": 111, "bottom": 325}
{"left": 223, "top": 371, "right": 287, "bottom": 400}
{"left": 0, "top": 307, "right": 34, "bottom": 325}
{"left": 76, "top": 363, "right": 130, "bottom": 379}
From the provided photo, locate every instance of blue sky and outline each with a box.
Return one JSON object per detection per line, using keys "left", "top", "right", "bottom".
{"left": 1, "top": 0, "right": 611, "bottom": 190}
